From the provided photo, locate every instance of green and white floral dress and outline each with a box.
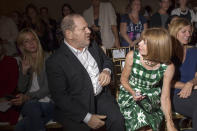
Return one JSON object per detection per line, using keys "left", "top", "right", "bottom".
{"left": 118, "top": 50, "right": 167, "bottom": 131}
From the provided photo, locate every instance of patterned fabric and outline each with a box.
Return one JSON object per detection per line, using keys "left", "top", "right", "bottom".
{"left": 120, "top": 14, "right": 147, "bottom": 47}
{"left": 118, "top": 50, "right": 167, "bottom": 131}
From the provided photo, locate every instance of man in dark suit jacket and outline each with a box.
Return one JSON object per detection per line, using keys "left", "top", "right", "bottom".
{"left": 46, "top": 14, "right": 125, "bottom": 131}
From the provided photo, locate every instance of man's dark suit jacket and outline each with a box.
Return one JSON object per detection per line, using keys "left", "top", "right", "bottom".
{"left": 46, "top": 40, "right": 113, "bottom": 124}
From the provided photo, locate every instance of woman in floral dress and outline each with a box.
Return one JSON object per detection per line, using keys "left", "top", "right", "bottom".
{"left": 118, "top": 28, "right": 177, "bottom": 131}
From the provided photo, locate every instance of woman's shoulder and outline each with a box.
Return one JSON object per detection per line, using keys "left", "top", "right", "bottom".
{"left": 139, "top": 15, "right": 147, "bottom": 23}
{"left": 186, "top": 47, "right": 197, "bottom": 62}
{"left": 3, "top": 56, "right": 18, "bottom": 64}
{"left": 171, "top": 8, "right": 180, "bottom": 15}
{"left": 121, "top": 14, "right": 129, "bottom": 20}
{"left": 126, "top": 50, "right": 134, "bottom": 59}
{"left": 187, "top": 46, "right": 197, "bottom": 56}
{"left": 126, "top": 50, "right": 139, "bottom": 60}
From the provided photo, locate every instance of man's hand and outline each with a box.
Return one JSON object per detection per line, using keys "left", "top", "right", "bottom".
{"left": 98, "top": 70, "right": 111, "bottom": 87}
{"left": 178, "top": 81, "right": 193, "bottom": 98}
{"left": 87, "top": 114, "right": 106, "bottom": 129}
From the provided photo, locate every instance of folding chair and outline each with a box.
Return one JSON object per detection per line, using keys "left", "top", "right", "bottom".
{"left": 106, "top": 47, "right": 130, "bottom": 62}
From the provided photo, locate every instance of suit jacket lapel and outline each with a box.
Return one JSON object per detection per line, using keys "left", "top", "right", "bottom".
{"left": 60, "top": 42, "right": 102, "bottom": 74}
{"left": 60, "top": 43, "right": 88, "bottom": 73}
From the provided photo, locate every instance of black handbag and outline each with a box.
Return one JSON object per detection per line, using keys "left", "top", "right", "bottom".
{"left": 136, "top": 95, "right": 160, "bottom": 114}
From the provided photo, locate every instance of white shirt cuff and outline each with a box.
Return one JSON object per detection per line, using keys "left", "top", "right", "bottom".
{"left": 103, "top": 68, "right": 111, "bottom": 74}
{"left": 83, "top": 113, "right": 92, "bottom": 124}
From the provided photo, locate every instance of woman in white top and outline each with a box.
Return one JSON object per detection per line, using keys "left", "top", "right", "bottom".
{"left": 171, "top": 0, "right": 197, "bottom": 23}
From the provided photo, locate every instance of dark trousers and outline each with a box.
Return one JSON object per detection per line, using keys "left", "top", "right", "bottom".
{"left": 172, "top": 90, "right": 197, "bottom": 131}
{"left": 61, "top": 89, "right": 125, "bottom": 131}
{"left": 14, "top": 100, "right": 54, "bottom": 131}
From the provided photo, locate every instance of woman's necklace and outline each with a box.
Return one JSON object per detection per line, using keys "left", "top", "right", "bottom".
{"left": 180, "top": 8, "right": 188, "bottom": 15}
{"left": 130, "top": 14, "right": 139, "bottom": 24}
{"left": 143, "top": 57, "right": 157, "bottom": 67}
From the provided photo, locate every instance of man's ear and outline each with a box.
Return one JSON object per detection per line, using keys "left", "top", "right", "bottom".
{"left": 65, "top": 30, "right": 73, "bottom": 39}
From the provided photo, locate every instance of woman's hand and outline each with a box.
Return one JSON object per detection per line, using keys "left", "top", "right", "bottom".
{"left": 131, "top": 91, "right": 145, "bottom": 101}
{"left": 10, "top": 94, "right": 30, "bottom": 106}
{"left": 22, "top": 56, "right": 31, "bottom": 75}
{"left": 166, "top": 121, "right": 178, "bottom": 131}
{"left": 178, "top": 81, "right": 193, "bottom": 98}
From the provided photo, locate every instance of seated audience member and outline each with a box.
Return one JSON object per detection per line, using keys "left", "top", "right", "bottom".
{"left": 118, "top": 28, "right": 177, "bottom": 131}
{"left": 11, "top": 10, "right": 23, "bottom": 31}
{"left": 171, "top": 0, "right": 197, "bottom": 24}
{"left": 0, "top": 16, "right": 18, "bottom": 56}
{"left": 23, "top": 4, "right": 55, "bottom": 52}
{"left": 83, "top": 0, "right": 120, "bottom": 49}
{"left": 143, "top": 5, "right": 153, "bottom": 24}
{"left": 12, "top": 28, "right": 54, "bottom": 131}
{"left": 56, "top": 3, "right": 75, "bottom": 44}
{"left": 149, "top": 0, "right": 171, "bottom": 28}
{"left": 120, "top": 0, "right": 147, "bottom": 47}
{"left": 169, "top": 17, "right": 197, "bottom": 131}
{"left": 165, "top": 15, "right": 179, "bottom": 29}
{"left": 40, "top": 7, "right": 59, "bottom": 50}
{"left": 46, "top": 14, "right": 125, "bottom": 131}
{"left": 0, "top": 42, "right": 19, "bottom": 125}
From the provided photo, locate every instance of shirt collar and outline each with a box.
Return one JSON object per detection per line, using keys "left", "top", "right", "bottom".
{"left": 64, "top": 39, "right": 88, "bottom": 56}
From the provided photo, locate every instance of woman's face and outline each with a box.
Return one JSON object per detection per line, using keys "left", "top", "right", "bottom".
{"left": 22, "top": 32, "right": 38, "bottom": 53}
{"left": 27, "top": 8, "right": 37, "bottom": 18}
{"left": 160, "top": 0, "right": 170, "bottom": 12}
{"left": 177, "top": 25, "right": 192, "bottom": 45}
{"left": 138, "top": 40, "right": 148, "bottom": 55}
{"left": 179, "top": 0, "right": 187, "bottom": 6}
{"left": 63, "top": 6, "right": 71, "bottom": 17}
{"left": 131, "top": 0, "right": 141, "bottom": 12}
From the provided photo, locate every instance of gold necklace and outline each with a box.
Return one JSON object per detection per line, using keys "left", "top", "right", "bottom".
{"left": 143, "top": 58, "right": 157, "bottom": 67}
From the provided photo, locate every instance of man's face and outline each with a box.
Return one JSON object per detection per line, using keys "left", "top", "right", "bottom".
{"left": 40, "top": 9, "right": 48, "bottom": 17}
{"left": 160, "top": 0, "right": 170, "bottom": 11}
{"left": 71, "top": 17, "right": 91, "bottom": 49}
